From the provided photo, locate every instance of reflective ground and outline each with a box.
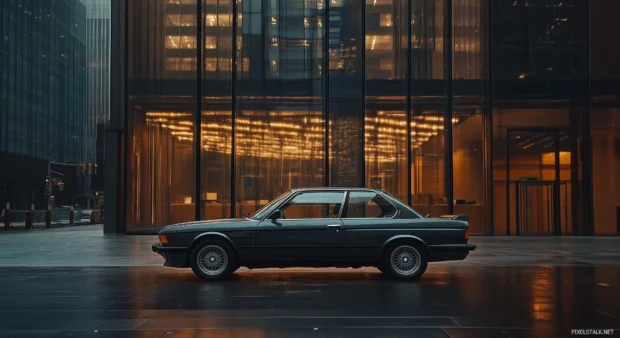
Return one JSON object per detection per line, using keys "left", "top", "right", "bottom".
{"left": 0, "top": 226, "right": 619, "bottom": 337}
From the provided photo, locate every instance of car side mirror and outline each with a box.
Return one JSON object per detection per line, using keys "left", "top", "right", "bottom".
{"left": 270, "top": 210, "right": 283, "bottom": 221}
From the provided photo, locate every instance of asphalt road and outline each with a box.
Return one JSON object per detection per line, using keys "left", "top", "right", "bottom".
{"left": 1, "top": 226, "right": 619, "bottom": 337}
{"left": 1, "top": 265, "right": 619, "bottom": 338}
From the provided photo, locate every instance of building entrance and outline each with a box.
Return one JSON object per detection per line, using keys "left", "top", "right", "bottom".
{"left": 505, "top": 129, "right": 571, "bottom": 235}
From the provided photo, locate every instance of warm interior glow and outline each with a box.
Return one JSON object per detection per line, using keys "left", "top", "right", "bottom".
{"left": 144, "top": 111, "right": 459, "bottom": 163}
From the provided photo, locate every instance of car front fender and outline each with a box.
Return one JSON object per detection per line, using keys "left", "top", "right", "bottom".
{"left": 189, "top": 232, "right": 238, "bottom": 252}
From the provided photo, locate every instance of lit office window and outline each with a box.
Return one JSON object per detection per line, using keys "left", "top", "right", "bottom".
{"left": 180, "top": 57, "right": 196, "bottom": 71}
{"left": 164, "top": 57, "right": 197, "bottom": 71}
{"left": 204, "top": 58, "right": 249, "bottom": 72}
{"left": 205, "top": 36, "right": 217, "bottom": 49}
{"left": 365, "top": 35, "right": 393, "bottom": 51}
{"left": 165, "top": 57, "right": 180, "bottom": 70}
{"left": 205, "top": 58, "right": 218, "bottom": 71}
{"left": 206, "top": 0, "right": 231, "bottom": 4}
{"left": 366, "top": 0, "right": 393, "bottom": 4}
{"left": 380, "top": 13, "right": 393, "bottom": 27}
{"left": 167, "top": 14, "right": 196, "bottom": 26}
{"left": 206, "top": 14, "right": 232, "bottom": 27}
{"left": 166, "top": 0, "right": 195, "bottom": 4}
{"left": 166, "top": 35, "right": 197, "bottom": 49}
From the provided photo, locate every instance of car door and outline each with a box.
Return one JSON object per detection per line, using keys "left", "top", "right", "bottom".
{"left": 255, "top": 190, "right": 345, "bottom": 261}
{"left": 341, "top": 190, "right": 404, "bottom": 260}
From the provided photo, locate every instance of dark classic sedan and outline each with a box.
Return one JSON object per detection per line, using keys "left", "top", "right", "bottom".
{"left": 152, "top": 188, "right": 476, "bottom": 281}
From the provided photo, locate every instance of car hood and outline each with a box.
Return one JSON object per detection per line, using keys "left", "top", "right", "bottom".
{"left": 160, "top": 218, "right": 257, "bottom": 233}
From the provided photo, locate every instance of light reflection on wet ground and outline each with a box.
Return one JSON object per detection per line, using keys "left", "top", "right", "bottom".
{"left": 0, "top": 265, "right": 618, "bottom": 338}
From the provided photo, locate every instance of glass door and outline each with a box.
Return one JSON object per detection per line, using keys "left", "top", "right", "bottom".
{"left": 506, "top": 129, "right": 565, "bottom": 235}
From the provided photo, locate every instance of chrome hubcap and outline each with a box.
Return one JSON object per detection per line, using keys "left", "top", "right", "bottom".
{"left": 197, "top": 245, "right": 228, "bottom": 276}
{"left": 390, "top": 245, "right": 421, "bottom": 276}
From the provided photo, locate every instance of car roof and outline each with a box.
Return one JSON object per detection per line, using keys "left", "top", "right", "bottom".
{"left": 291, "top": 187, "right": 384, "bottom": 193}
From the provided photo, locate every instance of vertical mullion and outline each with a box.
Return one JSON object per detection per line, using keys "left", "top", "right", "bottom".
{"left": 485, "top": 0, "right": 494, "bottom": 234}
{"left": 505, "top": 128, "right": 510, "bottom": 236}
{"left": 444, "top": 0, "right": 454, "bottom": 214}
{"left": 361, "top": 0, "right": 366, "bottom": 188}
{"left": 406, "top": 0, "right": 412, "bottom": 206}
{"left": 324, "top": 0, "right": 329, "bottom": 187}
{"left": 231, "top": 0, "right": 238, "bottom": 218}
{"left": 554, "top": 130, "right": 561, "bottom": 236}
{"left": 583, "top": 0, "right": 593, "bottom": 235}
{"left": 0, "top": 0, "right": 3, "bottom": 151}
{"left": 195, "top": 0, "right": 203, "bottom": 221}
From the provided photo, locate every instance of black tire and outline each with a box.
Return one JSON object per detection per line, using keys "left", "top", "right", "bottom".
{"left": 381, "top": 242, "right": 428, "bottom": 281}
{"left": 190, "top": 239, "right": 237, "bottom": 281}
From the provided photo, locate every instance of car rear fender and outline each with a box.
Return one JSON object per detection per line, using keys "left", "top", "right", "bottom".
{"left": 381, "top": 235, "right": 430, "bottom": 258}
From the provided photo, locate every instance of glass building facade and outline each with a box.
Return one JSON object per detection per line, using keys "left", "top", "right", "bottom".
{"left": 108, "top": 0, "right": 620, "bottom": 236}
{"left": 85, "top": 0, "right": 112, "bottom": 158}
{"left": 0, "top": 0, "right": 88, "bottom": 209}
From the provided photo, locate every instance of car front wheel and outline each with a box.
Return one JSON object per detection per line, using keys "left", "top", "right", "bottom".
{"left": 190, "top": 240, "right": 237, "bottom": 281}
{"left": 382, "top": 243, "right": 428, "bottom": 281}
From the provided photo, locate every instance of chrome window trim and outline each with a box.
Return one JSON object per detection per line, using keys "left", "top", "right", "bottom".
{"left": 337, "top": 191, "right": 348, "bottom": 218}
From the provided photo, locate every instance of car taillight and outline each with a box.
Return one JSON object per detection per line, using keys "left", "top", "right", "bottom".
{"left": 464, "top": 229, "right": 470, "bottom": 241}
{"left": 159, "top": 234, "right": 169, "bottom": 245}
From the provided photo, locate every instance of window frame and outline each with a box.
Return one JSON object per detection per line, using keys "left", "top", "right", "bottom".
{"left": 342, "top": 190, "right": 400, "bottom": 219}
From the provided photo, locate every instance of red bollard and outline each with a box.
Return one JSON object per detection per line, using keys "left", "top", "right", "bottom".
{"left": 25, "top": 204, "right": 35, "bottom": 230}
{"left": 45, "top": 209, "right": 52, "bottom": 228}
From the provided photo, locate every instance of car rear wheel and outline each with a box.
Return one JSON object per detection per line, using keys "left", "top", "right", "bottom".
{"left": 382, "top": 243, "right": 428, "bottom": 281}
{"left": 190, "top": 239, "right": 237, "bottom": 281}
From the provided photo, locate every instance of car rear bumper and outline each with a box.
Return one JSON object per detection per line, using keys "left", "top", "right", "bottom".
{"left": 152, "top": 244, "right": 188, "bottom": 268}
{"left": 428, "top": 244, "right": 476, "bottom": 262}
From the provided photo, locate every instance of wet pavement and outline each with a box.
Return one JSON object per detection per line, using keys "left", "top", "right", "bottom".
{"left": 1, "top": 226, "right": 619, "bottom": 337}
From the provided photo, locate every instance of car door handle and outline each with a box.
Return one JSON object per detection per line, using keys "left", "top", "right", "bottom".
{"left": 327, "top": 224, "right": 341, "bottom": 228}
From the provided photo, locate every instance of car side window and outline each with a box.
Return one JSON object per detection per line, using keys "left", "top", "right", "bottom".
{"left": 278, "top": 191, "right": 344, "bottom": 219}
{"left": 344, "top": 191, "right": 397, "bottom": 218}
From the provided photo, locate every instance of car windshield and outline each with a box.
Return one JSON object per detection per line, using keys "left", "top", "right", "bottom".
{"left": 248, "top": 191, "right": 292, "bottom": 220}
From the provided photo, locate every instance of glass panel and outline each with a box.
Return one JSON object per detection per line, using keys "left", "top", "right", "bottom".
{"left": 492, "top": 0, "right": 588, "bottom": 98}
{"left": 279, "top": 192, "right": 344, "bottom": 219}
{"left": 201, "top": 0, "right": 234, "bottom": 220}
{"left": 410, "top": 0, "right": 449, "bottom": 217}
{"left": 410, "top": 111, "right": 447, "bottom": 217}
{"left": 235, "top": 0, "right": 326, "bottom": 216}
{"left": 452, "top": 110, "right": 485, "bottom": 234}
{"left": 590, "top": 1, "right": 620, "bottom": 236}
{"left": 411, "top": 0, "right": 445, "bottom": 80}
{"left": 128, "top": 110, "right": 196, "bottom": 230}
{"left": 365, "top": 0, "right": 408, "bottom": 202}
{"left": 345, "top": 191, "right": 398, "bottom": 218}
{"left": 452, "top": 0, "right": 483, "bottom": 81}
{"left": 127, "top": 0, "right": 198, "bottom": 231}
{"left": 329, "top": 0, "right": 364, "bottom": 187}
{"left": 591, "top": 109, "right": 620, "bottom": 235}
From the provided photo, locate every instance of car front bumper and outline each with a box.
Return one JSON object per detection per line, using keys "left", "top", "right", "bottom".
{"left": 428, "top": 244, "right": 476, "bottom": 262}
{"left": 152, "top": 244, "right": 189, "bottom": 268}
